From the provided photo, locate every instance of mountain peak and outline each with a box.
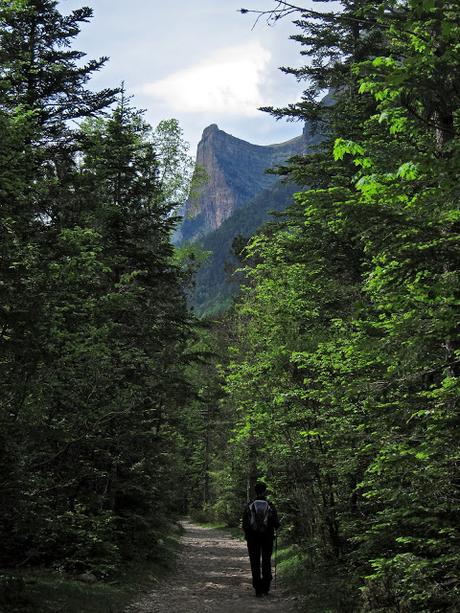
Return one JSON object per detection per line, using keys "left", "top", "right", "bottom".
{"left": 202, "top": 123, "right": 219, "bottom": 137}
{"left": 178, "top": 126, "right": 308, "bottom": 244}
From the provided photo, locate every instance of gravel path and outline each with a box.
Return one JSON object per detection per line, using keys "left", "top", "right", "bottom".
{"left": 125, "top": 520, "right": 298, "bottom": 613}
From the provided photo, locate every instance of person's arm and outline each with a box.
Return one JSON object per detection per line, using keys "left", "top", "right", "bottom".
{"left": 242, "top": 504, "right": 250, "bottom": 539}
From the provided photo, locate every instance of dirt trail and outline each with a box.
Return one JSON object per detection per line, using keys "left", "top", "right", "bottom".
{"left": 125, "top": 520, "right": 299, "bottom": 613}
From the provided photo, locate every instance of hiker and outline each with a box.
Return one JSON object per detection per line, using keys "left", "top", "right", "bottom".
{"left": 242, "top": 481, "right": 280, "bottom": 597}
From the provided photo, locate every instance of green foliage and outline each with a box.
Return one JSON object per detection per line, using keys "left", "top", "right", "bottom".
{"left": 1, "top": 538, "right": 179, "bottom": 613}
{"left": 172, "top": 319, "right": 241, "bottom": 522}
{"left": 0, "top": 0, "right": 194, "bottom": 585}
{"left": 218, "top": 1, "right": 460, "bottom": 611}
{"left": 277, "top": 544, "right": 351, "bottom": 612}
{"left": 152, "top": 118, "right": 195, "bottom": 208}
{"left": 2, "top": 3, "right": 459, "bottom": 612}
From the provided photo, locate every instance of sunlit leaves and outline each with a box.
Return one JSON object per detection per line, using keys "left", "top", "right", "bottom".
{"left": 221, "top": 1, "right": 459, "bottom": 610}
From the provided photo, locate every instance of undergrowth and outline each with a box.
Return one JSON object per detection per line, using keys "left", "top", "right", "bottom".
{"left": 0, "top": 532, "right": 181, "bottom": 613}
{"left": 276, "top": 543, "right": 355, "bottom": 612}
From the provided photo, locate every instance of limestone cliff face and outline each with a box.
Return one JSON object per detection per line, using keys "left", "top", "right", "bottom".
{"left": 179, "top": 124, "right": 308, "bottom": 243}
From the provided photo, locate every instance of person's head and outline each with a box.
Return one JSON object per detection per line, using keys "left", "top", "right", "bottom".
{"left": 255, "top": 481, "right": 267, "bottom": 497}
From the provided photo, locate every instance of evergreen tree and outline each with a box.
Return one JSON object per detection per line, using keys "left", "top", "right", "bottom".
{"left": 219, "top": 1, "right": 460, "bottom": 609}
{"left": 0, "top": 0, "right": 115, "bottom": 137}
{"left": 0, "top": 1, "right": 194, "bottom": 575}
{"left": 0, "top": 0, "right": 117, "bottom": 566}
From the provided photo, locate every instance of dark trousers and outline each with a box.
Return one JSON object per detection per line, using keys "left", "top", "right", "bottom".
{"left": 247, "top": 534, "right": 274, "bottom": 593}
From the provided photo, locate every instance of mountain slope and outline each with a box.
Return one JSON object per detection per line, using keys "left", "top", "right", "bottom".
{"left": 176, "top": 123, "right": 322, "bottom": 315}
{"left": 189, "top": 180, "right": 298, "bottom": 315}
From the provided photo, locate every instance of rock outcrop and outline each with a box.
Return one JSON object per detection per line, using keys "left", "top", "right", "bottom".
{"left": 178, "top": 124, "right": 309, "bottom": 243}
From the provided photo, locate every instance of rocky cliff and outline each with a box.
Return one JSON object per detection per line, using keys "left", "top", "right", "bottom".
{"left": 178, "top": 124, "right": 309, "bottom": 243}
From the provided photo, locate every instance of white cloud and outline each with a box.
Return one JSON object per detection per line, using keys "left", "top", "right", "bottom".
{"left": 138, "top": 42, "right": 271, "bottom": 117}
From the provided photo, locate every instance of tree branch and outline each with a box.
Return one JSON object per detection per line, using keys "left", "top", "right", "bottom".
{"left": 239, "top": 1, "right": 427, "bottom": 41}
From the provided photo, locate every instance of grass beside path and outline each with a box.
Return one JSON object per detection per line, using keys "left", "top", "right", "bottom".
{"left": 190, "top": 518, "right": 352, "bottom": 612}
{"left": 192, "top": 521, "right": 244, "bottom": 541}
{"left": 1, "top": 533, "right": 181, "bottom": 613}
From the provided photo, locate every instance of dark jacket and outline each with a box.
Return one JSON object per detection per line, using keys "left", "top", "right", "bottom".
{"left": 242, "top": 495, "right": 280, "bottom": 540}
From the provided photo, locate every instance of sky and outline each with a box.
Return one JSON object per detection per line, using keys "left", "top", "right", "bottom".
{"left": 59, "top": 0, "right": 314, "bottom": 154}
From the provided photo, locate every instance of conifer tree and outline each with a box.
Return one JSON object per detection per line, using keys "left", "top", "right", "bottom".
{"left": 0, "top": 0, "right": 115, "bottom": 138}
{"left": 0, "top": 1, "right": 194, "bottom": 574}
{"left": 0, "top": 0, "right": 115, "bottom": 565}
{"left": 221, "top": 1, "right": 460, "bottom": 609}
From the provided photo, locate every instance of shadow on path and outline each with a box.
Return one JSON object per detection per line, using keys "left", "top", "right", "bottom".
{"left": 125, "top": 521, "right": 298, "bottom": 613}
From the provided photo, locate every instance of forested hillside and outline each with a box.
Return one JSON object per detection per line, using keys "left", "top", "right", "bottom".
{"left": 1, "top": 1, "right": 459, "bottom": 612}
{"left": 187, "top": 180, "right": 299, "bottom": 314}
{"left": 176, "top": 122, "right": 315, "bottom": 315}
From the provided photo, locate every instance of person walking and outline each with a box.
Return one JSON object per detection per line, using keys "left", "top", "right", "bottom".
{"left": 242, "top": 481, "right": 280, "bottom": 597}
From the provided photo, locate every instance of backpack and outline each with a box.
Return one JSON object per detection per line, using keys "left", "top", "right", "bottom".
{"left": 248, "top": 499, "right": 272, "bottom": 533}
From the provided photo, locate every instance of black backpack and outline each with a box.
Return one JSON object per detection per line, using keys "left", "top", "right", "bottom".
{"left": 248, "top": 499, "right": 272, "bottom": 533}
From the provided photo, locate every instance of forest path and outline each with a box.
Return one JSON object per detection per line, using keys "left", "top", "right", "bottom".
{"left": 125, "top": 520, "right": 298, "bottom": 613}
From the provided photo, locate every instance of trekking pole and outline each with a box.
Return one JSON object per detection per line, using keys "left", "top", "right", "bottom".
{"left": 274, "top": 530, "right": 278, "bottom": 590}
